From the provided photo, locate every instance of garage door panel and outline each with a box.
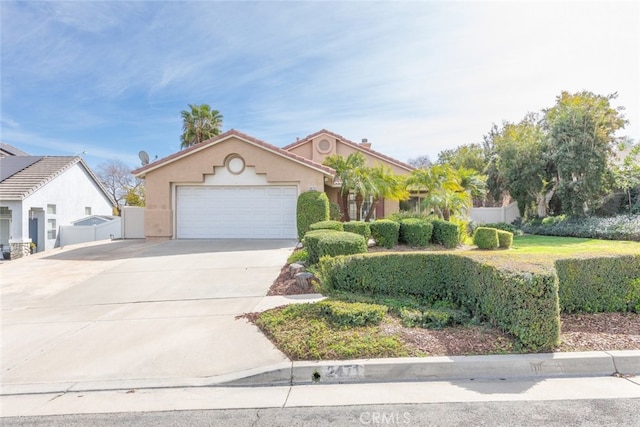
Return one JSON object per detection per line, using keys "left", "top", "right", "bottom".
{"left": 177, "top": 186, "right": 297, "bottom": 239}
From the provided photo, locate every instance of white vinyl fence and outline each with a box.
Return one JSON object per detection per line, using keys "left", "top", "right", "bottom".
{"left": 59, "top": 217, "right": 122, "bottom": 246}
{"left": 121, "top": 206, "right": 145, "bottom": 239}
{"left": 469, "top": 202, "right": 520, "bottom": 224}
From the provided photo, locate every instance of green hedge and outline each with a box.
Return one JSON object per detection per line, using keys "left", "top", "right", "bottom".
{"left": 399, "top": 219, "right": 433, "bottom": 247}
{"left": 319, "top": 253, "right": 560, "bottom": 351}
{"left": 370, "top": 219, "right": 400, "bottom": 249}
{"left": 521, "top": 215, "right": 640, "bottom": 241}
{"left": 555, "top": 255, "right": 640, "bottom": 313}
{"left": 310, "top": 220, "right": 344, "bottom": 231}
{"left": 432, "top": 219, "right": 459, "bottom": 248}
{"left": 296, "top": 191, "right": 329, "bottom": 240}
{"left": 481, "top": 222, "right": 518, "bottom": 234}
{"left": 303, "top": 229, "right": 337, "bottom": 264}
{"left": 497, "top": 230, "right": 513, "bottom": 249}
{"left": 474, "top": 227, "right": 499, "bottom": 250}
{"left": 317, "top": 231, "right": 368, "bottom": 261}
{"left": 343, "top": 221, "right": 372, "bottom": 240}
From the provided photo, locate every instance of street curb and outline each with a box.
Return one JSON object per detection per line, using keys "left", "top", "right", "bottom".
{"left": 2, "top": 351, "right": 638, "bottom": 395}
{"left": 220, "top": 350, "right": 640, "bottom": 387}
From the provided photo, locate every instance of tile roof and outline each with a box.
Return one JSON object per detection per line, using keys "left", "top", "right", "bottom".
{"left": 283, "top": 129, "right": 416, "bottom": 172}
{"left": 0, "top": 156, "right": 114, "bottom": 204}
{"left": 132, "top": 129, "right": 336, "bottom": 177}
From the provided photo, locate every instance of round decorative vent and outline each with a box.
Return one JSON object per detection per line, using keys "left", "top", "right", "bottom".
{"left": 317, "top": 139, "right": 331, "bottom": 153}
{"left": 226, "top": 155, "right": 245, "bottom": 175}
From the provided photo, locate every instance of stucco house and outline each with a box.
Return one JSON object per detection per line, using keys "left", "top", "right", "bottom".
{"left": 0, "top": 154, "right": 115, "bottom": 258}
{"left": 132, "top": 129, "right": 414, "bottom": 240}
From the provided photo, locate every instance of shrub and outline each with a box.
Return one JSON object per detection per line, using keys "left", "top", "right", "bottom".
{"left": 482, "top": 222, "right": 518, "bottom": 234}
{"left": 555, "top": 255, "right": 640, "bottom": 313}
{"left": 303, "top": 229, "right": 337, "bottom": 264}
{"left": 474, "top": 227, "right": 499, "bottom": 250}
{"left": 400, "top": 307, "right": 469, "bottom": 329}
{"left": 316, "top": 231, "right": 368, "bottom": 260}
{"left": 288, "top": 248, "right": 308, "bottom": 264}
{"left": 399, "top": 218, "right": 433, "bottom": 247}
{"left": 296, "top": 191, "right": 330, "bottom": 241}
{"left": 317, "top": 300, "right": 388, "bottom": 327}
{"left": 310, "top": 220, "right": 344, "bottom": 231}
{"left": 521, "top": 215, "right": 640, "bottom": 241}
{"left": 497, "top": 230, "right": 514, "bottom": 249}
{"left": 431, "top": 219, "right": 459, "bottom": 248}
{"left": 329, "top": 202, "right": 341, "bottom": 221}
{"left": 343, "top": 221, "right": 371, "bottom": 240}
{"left": 319, "top": 252, "right": 560, "bottom": 351}
{"left": 369, "top": 219, "right": 400, "bottom": 249}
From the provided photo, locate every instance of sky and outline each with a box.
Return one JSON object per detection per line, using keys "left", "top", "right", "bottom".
{"left": 1, "top": 0, "right": 639, "bottom": 171}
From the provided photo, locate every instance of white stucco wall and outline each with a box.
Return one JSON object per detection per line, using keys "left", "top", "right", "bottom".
{"left": 11, "top": 163, "right": 113, "bottom": 252}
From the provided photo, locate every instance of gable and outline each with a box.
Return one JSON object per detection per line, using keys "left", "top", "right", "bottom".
{"left": 284, "top": 129, "right": 415, "bottom": 175}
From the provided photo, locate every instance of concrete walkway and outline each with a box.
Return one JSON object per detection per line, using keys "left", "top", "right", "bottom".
{"left": 1, "top": 239, "right": 316, "bottom": 395}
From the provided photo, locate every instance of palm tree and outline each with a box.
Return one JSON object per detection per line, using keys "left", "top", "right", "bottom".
{"left": 363, "top": 165, "right": 410, "bottom": 221}
{"left": 180, "top": 104, "right": 223, "bottom": 149}
{"left": 323, "top": 153, "right": 367, "bottom": 222}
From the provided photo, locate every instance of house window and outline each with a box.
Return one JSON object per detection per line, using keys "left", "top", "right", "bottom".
{"left": 47, "top": 219, "right": 57, "bottom": 239}
{"left": 47, "top": 204, "right": 56, "bottom": 214}
{"left": 85, "top": 207, "right": 92, "bottom": 215}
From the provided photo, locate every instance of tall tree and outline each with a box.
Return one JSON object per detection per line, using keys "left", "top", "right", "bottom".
{"left": 544, "top": 91, "right": 627, "bottom": 216}
{"left": 363, "top": 165, "right": 410, "bottom": 221}
{"left": 96, "top": 159, "right": 139, "bottom": 214}
{"left": 407, "top": 155, "right": 432, "bottom": 169}
{"left": 437, "top": 143, "right": 487, "bottom": 172}
{"left": 486, "top": 113, "right": 552, "bottom": 217}
{"left": 180, "top": 104, "right": 223, "bottom": 149}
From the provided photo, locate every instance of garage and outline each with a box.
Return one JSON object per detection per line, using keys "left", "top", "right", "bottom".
{"left": 176, "top": 186, "right": 298, "bottom": 239}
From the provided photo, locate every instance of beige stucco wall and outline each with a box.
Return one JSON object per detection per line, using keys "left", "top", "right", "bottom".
{"left": 143, "top": 136, "right": 327, "bottom": 237}
{"left": 291, "top": 135, "right": 413, "bottom": 219}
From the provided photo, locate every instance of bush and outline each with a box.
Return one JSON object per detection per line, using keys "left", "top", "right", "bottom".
{"left": 288, "top": 248, "right": 308, "bottom": 264}
{"left": 400, "top": 307, "right": 469, "bottom": 329}
{"left": 431, "top": 219, "right": 459, "bottom": 248}
{"left": 303, "top": 229, "right": 337, "bottom": 264}
{"left": 319, "top": 252, "right": 560, "bottom": 351}
{"left": 369, "top": 219, "right": 400, "bottom": 249}
{"left": 497, "top": 230, "right": 513, "bottom": 249}
{"left": 316, "top": 231, "right": 368, "bottom": 261}
{"left": 329, "top": 202, "right": 341, "bottom": 221}
{"left": 317, "top": 300, "right": 388, "bottom": 327}
{"left": 474, "top": 227, "right": 499, "bottom": 250}
{"left": 555, "top": 255, "right": 640, "bottom": 313}
{"left": 399, "top": 218, "right": 433, "bottom": 247}
{"left": 296, "top": 191, "right": 330, "bottom": 241}
{"left": 521, "top": 215, "right": 640, "bottom": 241}
{"left": 310, "top": 220, "right": 344, "bottom": 231}
{"left": 343, "top": 221, "right": 372, "bottom": 240}
{"left": 482, "top": 222, "right": 518, "bottom": 234}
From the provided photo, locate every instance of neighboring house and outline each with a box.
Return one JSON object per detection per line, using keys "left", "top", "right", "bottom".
{"left": 0, "top": 156, "right": 116, "bottom": 259}
{"left": 132, "top": 129, "right": 414, "bottom": 240}
{"left": 1, "top": 143, "right": 30, "bottom": 158}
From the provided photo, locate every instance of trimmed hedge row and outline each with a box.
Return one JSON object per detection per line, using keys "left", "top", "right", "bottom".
{"left": 310, "top": 220, "right": 344, "bottom": 231}
{"left": 521, "top": 215, "right": 640, "bottom": 241}
{"left": 304, "top": 230, "right": 367, "bottom": 264}
{"left": 399, "top": 219, "right": 433, "bottom": 247}
{"left": 343, "top": 221, "right": 372, "bottom": 240}
{"left": 555, "top": 255, "right": 640, "bottom": 313}
{"left": 431, "top": 220, "right": 459, "bottom": 248}
{"left": 319, "top": 253, "right": 560, "bottom": 351}
{"left": 370, "top": 219, "right": 400, "bottom": 249}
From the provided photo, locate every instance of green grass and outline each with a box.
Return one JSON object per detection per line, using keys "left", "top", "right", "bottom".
{"left": 255, "top": 302, "right": 418, "bottom": 360}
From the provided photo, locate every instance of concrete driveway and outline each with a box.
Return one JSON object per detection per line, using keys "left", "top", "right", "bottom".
{"left": 1, "top": 239, "right": 300, "bottom": 393}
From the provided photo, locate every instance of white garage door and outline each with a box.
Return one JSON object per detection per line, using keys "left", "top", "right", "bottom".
{"left": 176, "top": 186, "right": 298, "bottom": 239}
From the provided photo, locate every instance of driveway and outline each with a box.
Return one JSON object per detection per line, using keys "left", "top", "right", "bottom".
{"left": 1, "top": 239, "right": 299, "bottom": 393}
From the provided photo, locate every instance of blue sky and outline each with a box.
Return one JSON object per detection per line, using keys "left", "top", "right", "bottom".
{"left": 2, "top": 1, "right": 638, "bottom": 171}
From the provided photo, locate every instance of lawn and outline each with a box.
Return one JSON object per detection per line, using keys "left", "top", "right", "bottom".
{"left": 254, "top": 234, "right": 640, "bottom": 360}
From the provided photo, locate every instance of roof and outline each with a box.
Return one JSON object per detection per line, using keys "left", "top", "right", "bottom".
{"left": 283, "top": 129, "right": 416, "bottom": 172}
{"left": 132, "top": 129, "right": 336, "bottom": 177}
{"left": 0, "top": 156, "right": 115, "bottom": 204}
{"left": 0, "top": 143, "right": 30, "bottom": 157}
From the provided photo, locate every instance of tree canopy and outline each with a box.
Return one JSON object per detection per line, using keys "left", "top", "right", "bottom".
{"left": 180, "top": 104, "right": 223, "bottom": 149}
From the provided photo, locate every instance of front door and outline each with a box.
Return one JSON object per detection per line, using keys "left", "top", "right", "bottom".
{"left": 29, "top": 218, "right": 38, "bottom": 253}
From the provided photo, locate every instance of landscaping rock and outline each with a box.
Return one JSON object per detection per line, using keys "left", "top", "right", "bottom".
{"left": 289, "top": 263, "right": 305, "bottom": 278}
{"left": 294, "top": 272, "right": 316, "bottom": 292}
